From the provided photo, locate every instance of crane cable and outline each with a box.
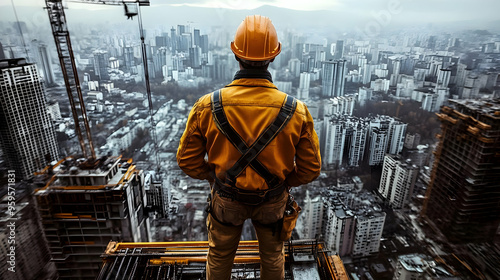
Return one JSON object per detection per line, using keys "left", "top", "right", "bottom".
{"left": 136, "top": 3, "right": 161, "bottom": 173}
{"left": 10, "top": 0, "right": 30, "bottom": 61}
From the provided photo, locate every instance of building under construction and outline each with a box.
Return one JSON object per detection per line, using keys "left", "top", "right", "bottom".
{"left": 422, "top": 99, "right": 500, "bottom": 243}
{"left": 97, "top": 239, "right": 348, "bottom": 280}
{"left": 34, "top": 156, "right": 152, "bottom": 279}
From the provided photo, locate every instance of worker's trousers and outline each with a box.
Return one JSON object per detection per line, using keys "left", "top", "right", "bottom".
{"left": 206, "top": 190, "right": 288, "bottom": 280}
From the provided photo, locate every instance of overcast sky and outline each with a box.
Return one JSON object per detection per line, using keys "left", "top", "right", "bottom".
{"left": 1, "top": 0, "right": 499, "bottom": 34}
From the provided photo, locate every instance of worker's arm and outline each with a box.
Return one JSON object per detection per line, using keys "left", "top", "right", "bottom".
{"left": 176, "top": 101, "right": 212, "bottom": 182}
{"left": 285, "top": 107, "right": 321, "bottom": 187}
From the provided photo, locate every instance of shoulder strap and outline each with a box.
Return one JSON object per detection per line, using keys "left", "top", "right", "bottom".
{"left": 211, "top": 89, "right": 280, "bottom": 186}
{"left": 211, "top": 89, "right": 297, "bottom": 186}
{"left": 225, "top": 94, "right": 296, "bottom": 183}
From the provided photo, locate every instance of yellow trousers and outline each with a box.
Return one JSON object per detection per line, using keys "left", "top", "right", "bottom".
{"left": 206, "top": 190, "right": 288, "bottom": 280}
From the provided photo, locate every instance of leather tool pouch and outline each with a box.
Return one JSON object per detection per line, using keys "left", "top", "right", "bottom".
{"left": 280, "top": 195, "right": 301, "bottom": 241}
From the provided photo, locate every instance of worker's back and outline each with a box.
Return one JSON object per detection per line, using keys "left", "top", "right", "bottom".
{"left": 177, "top": 76, "right": 320, "bottom": 191}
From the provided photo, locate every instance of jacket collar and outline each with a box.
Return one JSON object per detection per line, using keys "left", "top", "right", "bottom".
{"left": 233, "top": 69, "right": 273, "bottom": 82}
{"left": 227, "top": 69, "right": 277, "bottom": 89}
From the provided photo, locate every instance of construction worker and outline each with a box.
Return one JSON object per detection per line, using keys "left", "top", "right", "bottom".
{"left": 176, "top": 15, "right": 321, "bottom": 280}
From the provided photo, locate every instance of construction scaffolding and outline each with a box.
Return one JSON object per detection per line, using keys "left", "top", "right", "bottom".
{"left": 421, "top": 99, "right": 500, "bottom": 243}
{"left": 98, "top": 239, "right": 348, "bottom": 280}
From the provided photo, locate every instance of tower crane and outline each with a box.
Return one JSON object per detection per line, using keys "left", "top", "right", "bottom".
{"left": 45, "top": 0, "right": 158, "bottom": 168}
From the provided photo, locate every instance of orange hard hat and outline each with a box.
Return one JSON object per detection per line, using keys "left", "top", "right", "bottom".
{"left": 231, "top": 15, "right": 281, "bottom": 61}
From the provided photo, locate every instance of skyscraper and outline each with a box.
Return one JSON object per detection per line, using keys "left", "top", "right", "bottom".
{"left": 297, "top": 72, "right": 310, "bottom": 99}
{"left": 35, "top": 156, "right": 152, "bottom": 279}
{"left": 321, "top": 115, "right": 346, "bottom": 168}
{"left": 333, "top": 40, "right": 344, "bottom": 60}
{"left": 436, "top": 68, "right": 452, "bottom": 88}
{"left": 32, "top": 40, "right": 56, "bottom": 86}
{"left": 0, "top": 58, "right": 59, "bottom": 179}
{"left": 93, "top": 50, "right": 109, "bottom": 81}
{"left": 322, "top": 59, "right": 346, "bottom": 97}
{"left": 378, "top": 155, "right": 418, "bottom": 209}
{"left": 422, "top": 99, "right": 500, "bottom": 243}
{"left": 352, "top": 212, "right": 386, "bottom": 257}
{"left": 302, "top": 191, "right": 324, "bottom": 239}
{"left": 368, "top": 127, "right": 389, "bottom": 166}
{"left": 123, "top": 46, "right": 135, "bottom": 72}
{"left": 324, "top": 199, "right": 355, "bottom": 256}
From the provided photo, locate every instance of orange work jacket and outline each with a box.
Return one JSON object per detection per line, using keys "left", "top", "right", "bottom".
{"left": 176, "top": 76, "right": 321, "bottom": 191}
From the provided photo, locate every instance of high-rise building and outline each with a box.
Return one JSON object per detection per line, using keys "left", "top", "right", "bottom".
{"left": 0, "top": 187, "right": 56, "bottom": 280}
{"left": 288, "top": 58, "right": 301, "bottom": 77}
{"left": 324, "top": 199, "right": 355, "bottom": 256}
{"left": 0, "top": 58, "right": 59, "bottom": 180}
{"left": 389, "top": 59, "right": 401, "bottom": 86}
{"left": 358, "top": 87, "right": 372, "bottom": 107}
{"left": 179, "top": 33, "right": 192, "bottom": 52}
{"left": 199, "top": 34, "right": 209, "bottom": 54}
{"left": 322, "top": 59, "right": 346, "bottom": 97}
{"left": 324, "top": 96, "right": 355, "bottom": 116}
{"left": 387, "top": 121, "right": 407, "bottom": 154}
{"left": 436, "top": 68, "right": 452, "bottom": 88}
{"left": 367, "top": 116, "right": 407, "bottom": 165}
{"left": 297, "top": 72, "right": 310, "bottom": 99}
{"left": 35, "top": 156, "right": 152, "bottom": 279}
{"left": 333, "top": 40, "right": 344, "bottom": 60}
{"left": 275, "top": 81, "right": 292, "bottom": 95}
{"left": 123, "top": 46, "right": 135, "bottom": 72}
{"left": 32, "top": 40, "right": 56, "bottom": 86}
{"left": 155, "top": 35, "right": 167, "bottom": 48}
{"left": 422, "top": 99, "right": 500, "bottom": 243}
{"left": 368, "top": 127, "right": 389, "bottom": 165}
{"left": 321, "top": 115, "right": 346, "bottom": 168}
{"left": 170, "top": 27, "right": 177, "bottom": 53}
{"left": 302, "top": 191, "right": 324, "bottom": 239}
{"left": 378, "top": 155, "right": 418, "bottom": 209}
{"left": 188, "top": 46, "right": 201, "bottom": 68}
{"left": 352, "top": 212, "right": 386, "bottom": 257}
{"left": 404, "top": 133, "right": 421, "bottom": 149}
{"left": 345, "top": 120, "right": 369, "bottom": 167}
{"left": 93, "top": 50, "right": 109, "bottom": 81}
{"left": 193, "top": 28, "right": 200, "bottom": 47}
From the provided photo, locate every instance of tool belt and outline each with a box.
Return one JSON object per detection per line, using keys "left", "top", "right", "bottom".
{"left": 210, "top": 89, "right": 297, "bottom": 205}
{"left": 280, "top": 194, "right": 301, "bottom": 241}
{"left": 213, "top": 177, "right": 287, "bottom": 205}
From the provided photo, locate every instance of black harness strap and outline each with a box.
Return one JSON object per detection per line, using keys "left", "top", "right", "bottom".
{"left": 210, "top": 89, "right": 297, "bottom": 204}
{"left": 211, "top": 89, "right": 296, "bottom": 186}
{"left": 225, "top": 94, "right": 296, "bottom": 183}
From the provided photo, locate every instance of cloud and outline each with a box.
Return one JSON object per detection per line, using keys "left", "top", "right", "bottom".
{"left": 166, "top": 0, "right": 341, "bottom": 11}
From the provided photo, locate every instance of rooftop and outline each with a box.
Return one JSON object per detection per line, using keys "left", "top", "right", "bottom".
{"left": 449, "top": 98, "right": 500, "bottom": 119}
{"left": 0, "top": 58, "right": 30, "bottom": 68}
{"left": 35, "top": 156, "right": 137, "bottom": 194}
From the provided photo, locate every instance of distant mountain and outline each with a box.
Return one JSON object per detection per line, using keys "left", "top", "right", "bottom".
{"left": 3, "top": 3, "right": 499, "bottom": 37}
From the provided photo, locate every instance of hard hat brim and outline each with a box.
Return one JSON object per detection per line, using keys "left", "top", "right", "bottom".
{"left": 231, "top": 41, "right": 282, "bottom": 61}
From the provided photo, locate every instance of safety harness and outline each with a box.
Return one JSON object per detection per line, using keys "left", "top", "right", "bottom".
{"left": 210, "top": 89, "right": 297, "bottom": 205}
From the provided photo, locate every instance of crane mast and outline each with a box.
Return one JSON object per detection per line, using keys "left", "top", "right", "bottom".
{"left": 45, "top": 0, "right": 152, "bottom": 164}
{"left": 45, "top": 0, "right": 95, "bottom": 159}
